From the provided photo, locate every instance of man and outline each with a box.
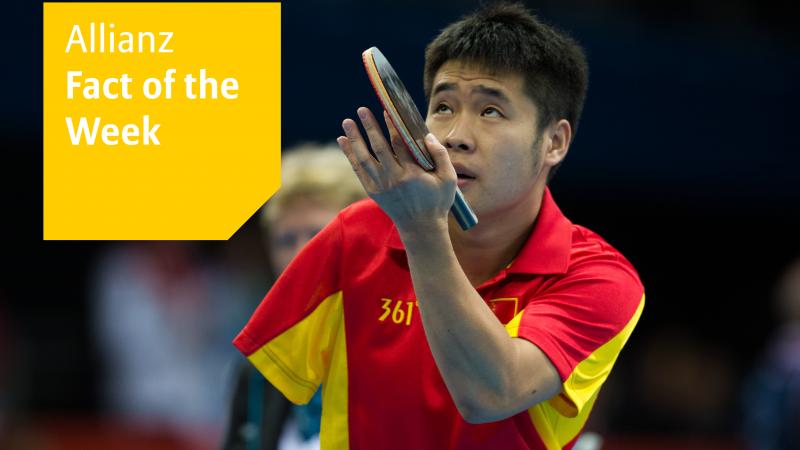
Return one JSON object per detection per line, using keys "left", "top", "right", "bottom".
{"left": 234, "top": 3, "right": 644, "bottom": 449}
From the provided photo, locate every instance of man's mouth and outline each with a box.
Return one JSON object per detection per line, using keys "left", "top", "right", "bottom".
{"left": 453, "top": 164, "right": 476, "bottom": 189}
{"left": 452, "top": 163, "right": 476, "bottom": 181}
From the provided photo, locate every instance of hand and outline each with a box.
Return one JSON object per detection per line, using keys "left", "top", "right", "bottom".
{"left": 337, "top": 107, "right": 457, "bottom": 234}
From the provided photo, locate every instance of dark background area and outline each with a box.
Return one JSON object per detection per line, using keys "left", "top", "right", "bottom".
{"left": 3, "top": 0, "right": 799, "bottom": 447}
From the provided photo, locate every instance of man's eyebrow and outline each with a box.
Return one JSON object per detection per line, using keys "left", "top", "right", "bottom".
{"left": 431, "top": 82, "right": 511, "bottom": 104}
{"left": 473, "top": 85, "right": 510, "bottom": 103}
{"left": 431, "top": 82, "right": 457, "bottom": 97}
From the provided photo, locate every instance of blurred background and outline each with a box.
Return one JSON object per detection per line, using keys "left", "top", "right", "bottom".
{"left": 3, "top": 0, "right": 799, "bottom": 449}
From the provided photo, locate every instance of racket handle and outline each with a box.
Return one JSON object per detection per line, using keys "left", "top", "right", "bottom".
{"left": 451, "top": 188, "right": 478, "bottom": 230}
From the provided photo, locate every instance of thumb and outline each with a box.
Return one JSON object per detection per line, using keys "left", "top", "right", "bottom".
{"left": 425, "top": 133, "right": 454, "bottom": 177}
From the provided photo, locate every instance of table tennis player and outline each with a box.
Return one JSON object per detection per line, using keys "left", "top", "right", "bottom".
{"left": 234, "top": 3, "right": 644, "bottom": 449}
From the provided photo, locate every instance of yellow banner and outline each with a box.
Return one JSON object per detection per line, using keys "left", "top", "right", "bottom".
{"left": 43, "top": 2, "right": 281, "bottom": 239}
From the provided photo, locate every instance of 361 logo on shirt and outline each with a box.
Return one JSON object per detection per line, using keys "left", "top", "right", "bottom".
{"left": 378, "top": 298, "right": 417, "bottom": 327}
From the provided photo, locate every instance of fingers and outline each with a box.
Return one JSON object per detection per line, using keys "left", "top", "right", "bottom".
{"left": 340, "top": 118, "right": 381, "bottom": 182}
{"left": 424, "top": 133, "right": 456, "bottom": 180}
{"left": 339, "top": 107, "right": 406, "bottom": 193}
{"left": 337, "top": 134, "right": 377, "bottom": 193}
{"left": 357, "top": 107, "right": 402, "bottom": 174}
{"left": 383, "top": 110, "right": 419, "bottom": 169}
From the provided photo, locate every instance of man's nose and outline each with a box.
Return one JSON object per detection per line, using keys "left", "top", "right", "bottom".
{"left": 444, "top": 117, "right": 475, "bottom": 152}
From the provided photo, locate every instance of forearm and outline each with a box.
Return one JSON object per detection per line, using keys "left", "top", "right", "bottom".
{"left": 336, "top": 110, "right": 558, "bottom": 421}
{"left": 400, "top": 223, "right": 531, "bottom": 421}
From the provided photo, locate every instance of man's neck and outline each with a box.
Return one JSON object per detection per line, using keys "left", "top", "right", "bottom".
{"left": 449, "top": 186, "right": 545, "bottom": 287}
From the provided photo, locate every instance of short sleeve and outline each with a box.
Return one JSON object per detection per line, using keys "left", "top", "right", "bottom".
{"left": 233, "top": 215, "right": 345, "bottom": 405}
{"left": 512, "top": 255, "right": 644, "bottom": 418}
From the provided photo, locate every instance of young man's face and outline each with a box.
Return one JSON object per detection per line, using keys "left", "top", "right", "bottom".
{"left": 425, "top": 61, "right": 548, "bottom": 219}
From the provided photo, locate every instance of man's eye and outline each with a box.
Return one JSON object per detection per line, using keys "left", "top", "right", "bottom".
{"left": 435, "top": 104, "right": 453, "bottom": 114}
{"left": 482, "top": 107, "right": 503, "bottom": 118}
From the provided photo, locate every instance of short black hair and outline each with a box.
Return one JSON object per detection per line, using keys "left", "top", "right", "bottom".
{"left": 424, "top": 2, "right": 589, "bottom": 135}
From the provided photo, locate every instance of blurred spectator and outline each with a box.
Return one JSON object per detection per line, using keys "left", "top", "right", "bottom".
{"left": 92, "top": 241, "right": 252, "bottom": 446}
{"left": 259, "top": 143, "right": 367, "bottom": 275}
{"left": 222, "top": 143, "right": 365, "bottom": 450}
{"left": 743, "top": 258, "right": 800, "bottom": 450}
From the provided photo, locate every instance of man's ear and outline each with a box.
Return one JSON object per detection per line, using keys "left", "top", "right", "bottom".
{"left": 543, "top": 119, "right": 572, "bottom": 168}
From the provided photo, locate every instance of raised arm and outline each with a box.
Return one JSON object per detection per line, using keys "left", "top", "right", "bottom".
{"left": 337, "top": 107, "right": 560, "bottom": 423}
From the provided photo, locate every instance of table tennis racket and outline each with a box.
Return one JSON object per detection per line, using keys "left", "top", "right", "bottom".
{"left": 362, "top": 46, "right": 478, "bottom": 231}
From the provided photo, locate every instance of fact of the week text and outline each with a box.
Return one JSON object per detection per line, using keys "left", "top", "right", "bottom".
{"left": 64, "top": 23, "right": 240, "bottom": 146}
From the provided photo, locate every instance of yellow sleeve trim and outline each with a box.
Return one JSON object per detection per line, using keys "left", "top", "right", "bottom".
{"left": 247, "top": 345, "right": 318, "bottom": 404}
{"left": 320, "top": 309, "right": 350, "bottom": 450}
{"left": 548, "top": 392, "right": 579, "bottom": 417}
{"left": 247, "top": 290, "right": 345, "bottom": 405}
{"left": 553, "top": 294, "right": 645, "bottom": 418}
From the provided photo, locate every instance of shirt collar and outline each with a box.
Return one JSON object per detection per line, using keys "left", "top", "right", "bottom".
{"left": 507, "top": 187, "right": 572, "bottom": 275}
{"left": 385, "top": 187, "right": 572, "bottom": 275}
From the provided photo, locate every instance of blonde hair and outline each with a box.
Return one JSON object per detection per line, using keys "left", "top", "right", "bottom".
{"left": 260, "top": 142, "right": 366, "bottom": 229}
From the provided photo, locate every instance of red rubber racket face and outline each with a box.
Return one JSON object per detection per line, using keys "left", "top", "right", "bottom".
{"left": 362, "top": 47, "right": 435, "bottom": 170}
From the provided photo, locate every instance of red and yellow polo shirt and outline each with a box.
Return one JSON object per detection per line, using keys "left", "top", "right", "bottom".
{"left": 233, "top": 188, "right": 644, "bottom": 450}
